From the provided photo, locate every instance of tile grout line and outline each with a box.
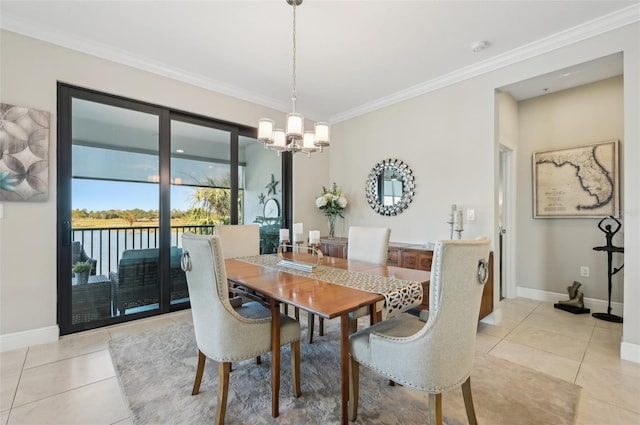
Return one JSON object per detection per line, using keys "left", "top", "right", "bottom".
{"left": 573, "top": 321, "right": 597, "bottom": 384}
{"left": 6, "top": 347, "right": 29, "bottom": 424}
{"left": 8, "top": 376, "right": 120, "bottom": 413}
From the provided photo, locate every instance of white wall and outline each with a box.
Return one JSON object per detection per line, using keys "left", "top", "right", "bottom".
{"left": 330, "top": 24, "right": 639, "bottom": 362}
{"left": 516, "top": 77, "right": 624, "bottom": 303}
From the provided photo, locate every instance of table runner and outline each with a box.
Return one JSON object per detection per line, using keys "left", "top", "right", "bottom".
{"left": 235, "top": 254, "right": 423, "bottom": 318}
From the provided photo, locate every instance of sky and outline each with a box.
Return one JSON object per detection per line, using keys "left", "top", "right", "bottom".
{"left": 72, "top": 180, "right": 195, "bottom": 212}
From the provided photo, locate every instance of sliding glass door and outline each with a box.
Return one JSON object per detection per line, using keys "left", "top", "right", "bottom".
{"left": 57, "top": 84, "right": 287, "bottom": 335}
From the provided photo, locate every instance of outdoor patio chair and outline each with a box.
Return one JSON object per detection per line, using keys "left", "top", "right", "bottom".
{"left": 71, "top": 241, "right": 97, "bottom": 275}
{"left": 110, "top": 247, "right": 188, "bottom": 315}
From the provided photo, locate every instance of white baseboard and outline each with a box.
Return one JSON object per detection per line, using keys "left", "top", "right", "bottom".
{"left": 480, "top": 306, "right": 502, "bottom": 325}
{"left": 516, "top": 286, "right": 623, "bottom": 316}
{"left": 621, "top": 341, "right": 640, "bottom": 364}
{"left": 0, "top": 325, "right": 59, "bottom": 352}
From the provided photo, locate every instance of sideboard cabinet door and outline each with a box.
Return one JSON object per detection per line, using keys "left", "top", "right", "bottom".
{"left": 320, "top": 237, "right": 348, "bottom": 259}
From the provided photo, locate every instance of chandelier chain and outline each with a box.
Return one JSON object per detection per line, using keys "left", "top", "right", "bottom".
{"left": 291, "top": 0, "right": 297, "bottom": 112}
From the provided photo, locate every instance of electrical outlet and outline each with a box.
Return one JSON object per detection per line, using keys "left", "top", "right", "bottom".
{"left": 580, "top": 266, "right": 590, "bottom": 277}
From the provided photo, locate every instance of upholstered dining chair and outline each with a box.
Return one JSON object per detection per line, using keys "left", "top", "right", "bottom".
{"left": 215, "top": 224, "right": 260, "bottom": 258}
{"left": 215, "top": 224, "right": 263, "bottom": 308}
{"left": 307, "top": 226, "right": 391, "bottom": 343}
{"left": 348, "top": 237, "right": 490, "bottom": 425}
{"left": 180, "top": 233, "right": 301, "bottom": 425}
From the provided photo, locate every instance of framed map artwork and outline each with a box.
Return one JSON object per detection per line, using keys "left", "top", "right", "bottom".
{"left": 533, "top": 140, "right": 619, "bottom": 218}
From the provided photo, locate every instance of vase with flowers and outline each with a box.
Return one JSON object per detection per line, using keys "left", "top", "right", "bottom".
{"left": 315, "top": 182, "right": 348, "bottom": 239}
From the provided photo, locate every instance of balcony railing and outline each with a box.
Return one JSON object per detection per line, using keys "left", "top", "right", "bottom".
{"left": 72, "top": 225, "right": 215, "bottom": 276}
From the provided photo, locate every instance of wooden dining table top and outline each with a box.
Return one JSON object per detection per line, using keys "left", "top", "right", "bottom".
{"left": 225, "top": 253, "right": 429, "bottom": 319}
{"left": 224, "top": 253, "right": 430, "bottom": 425}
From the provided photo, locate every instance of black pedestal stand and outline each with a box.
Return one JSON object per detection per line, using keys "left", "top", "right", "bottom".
{"left": 591, "top": 216, "right": 624, "bottom": 323}
{"left": 554, "top": 303, "right": 590, "bottom": 314}
{"left": 592, "top": 312, "right": 623, "bottom": 323}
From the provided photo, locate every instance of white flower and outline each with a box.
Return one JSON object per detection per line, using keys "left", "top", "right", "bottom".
{"left": 316, "top": 196, "right": 327, "bottom": 208}
{"left": 316, "top": 183, "right": 348, "bottom": 217}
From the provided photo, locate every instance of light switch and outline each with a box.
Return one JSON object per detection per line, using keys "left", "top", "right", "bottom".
{"left": 466, "top": 209, "right": 475, "bottom": 221}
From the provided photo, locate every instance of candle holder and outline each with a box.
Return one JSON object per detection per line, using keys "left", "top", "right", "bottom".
{"left": 277, "top": 242, "right": 323, "bottom": 272}
{"left": 447, "top": 215, "right": 454, "bottom": 239}
{"left": 454, "top": 229, "right": 464, "bottom": 239}
{"left": 308, "top": 241, "right": 323, "bottom": 256}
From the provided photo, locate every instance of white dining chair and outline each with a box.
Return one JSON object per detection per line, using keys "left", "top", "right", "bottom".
{"left": 346, "top": 226, "right": 391, "bottom": 331}
{"left": 214, "top": 224, "right": 262, "bottom": 307}
{"left": 307, "top": 226, "right": 391, "bottom": 342}
{"left": 215, "top": 224, "right": 260, "bottom": 258}
{"left": 348, "top": 237, "right": 491, "bottom": 425}
{"left": 181, "top": 233, "right": 301, "bottom": 425}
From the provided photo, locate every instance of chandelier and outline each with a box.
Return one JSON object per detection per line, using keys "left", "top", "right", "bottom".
{"left": 257, "top": 0, "right": 330, "bottom": 157}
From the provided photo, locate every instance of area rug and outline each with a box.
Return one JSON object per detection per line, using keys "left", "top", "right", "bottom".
{"left": 109, "top": 319, "right": 581, "bottom": 425}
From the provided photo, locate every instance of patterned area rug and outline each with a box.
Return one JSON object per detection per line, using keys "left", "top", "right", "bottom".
{"left": 109, "top": 319, "right": 581, "bottom": 425}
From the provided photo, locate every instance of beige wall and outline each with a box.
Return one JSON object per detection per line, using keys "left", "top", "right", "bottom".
{"left": 329, "top": 24, "right": 639, "bottom": 361}
{"left": 495, "top": 91, "right": 519, "bottom": 300}
{"left": 516, "top": 77, "right": 624, "bottom": 303}
{"left": 1, "top": 22, "right": 639, "bottom": 362}
{"left": 0, "top": 30, "right": 328, "bottom": 342}
{"left": 330, "top": 79, "right": 495, "bottom": 244}
{"left": 496, "top": 92, "right": 519, "bottom": 149}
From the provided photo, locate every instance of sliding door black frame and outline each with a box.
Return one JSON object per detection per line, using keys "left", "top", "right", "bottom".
{"left": 56, "top": 83, "right": 292, "bottom": 335}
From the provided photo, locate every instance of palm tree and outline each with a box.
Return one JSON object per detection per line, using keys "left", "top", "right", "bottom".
{"left": 189, "top": 177, "right": 232, "bottom": 225}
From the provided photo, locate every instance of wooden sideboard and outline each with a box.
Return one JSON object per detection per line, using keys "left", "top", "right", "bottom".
{"left": 320, "top": 237, "right": 493, "bottom": 320}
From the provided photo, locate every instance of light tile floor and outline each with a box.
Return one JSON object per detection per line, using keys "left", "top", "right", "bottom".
{"left": 1, "top": 298, "right": 639, "bottom": 425}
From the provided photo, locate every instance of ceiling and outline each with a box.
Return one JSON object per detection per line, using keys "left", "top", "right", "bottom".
{"left": 1, "top": 1, "right": 637, "bottom": 123}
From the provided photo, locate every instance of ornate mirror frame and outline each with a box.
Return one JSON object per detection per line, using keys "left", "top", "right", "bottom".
{"left": 365, "top": 158, "right": 415, "bottom": 216}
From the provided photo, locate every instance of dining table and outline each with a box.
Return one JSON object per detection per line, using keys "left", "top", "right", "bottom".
{"left": 225, "top": 251, "right": 430, "bottom": 425}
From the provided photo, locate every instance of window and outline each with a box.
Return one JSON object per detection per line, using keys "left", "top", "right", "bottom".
{"left": 57, "top": 84, "right": 289, "bottom": 334}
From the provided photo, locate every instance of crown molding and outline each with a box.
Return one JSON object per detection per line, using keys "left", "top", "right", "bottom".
{"left": 0, "top": 15, "right": 291, "bottom": 114}
{"left": 2, "top": 4, "right": 638, "bottom": 124}
{"left": 329, "top": 3, "right": 640, "bottom": 123}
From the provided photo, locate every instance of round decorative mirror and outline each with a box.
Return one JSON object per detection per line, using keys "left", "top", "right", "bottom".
{"left": 365, "top": 158, "right": 415, "bottom": 216}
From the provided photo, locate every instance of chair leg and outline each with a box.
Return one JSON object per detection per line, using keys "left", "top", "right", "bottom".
{"left": 429, "top": 393, "right": 443, "bottom": 425}
{"left": 462, "top": 376, "right": 478, "bottom": 425}
{"left": 307, "top": 312, "right": 315, "bottom": 344}
{"left": 256, "top": 356, "right": 261, "bottom": 364}
{"left": 192, "top": 350, "right": 206, "bottom": 395}
{"left": 348, "top": 358, "right": 359, "bottom": 421}
{"left": 291, "top": 341, "right": 301, "bottom": 397}
{"left": 215, "top": 362, "right": 231, "bottom": 425}
{"left": 319, "top": 317, "right": 324, "bottom": 336}
{"left": 349, "top": 317, "right": 357, "bottom": 334}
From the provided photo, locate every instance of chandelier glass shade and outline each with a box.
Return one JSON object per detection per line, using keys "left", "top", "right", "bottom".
{"left": 257, "top": 0, "right": 330, "bottom": 157}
